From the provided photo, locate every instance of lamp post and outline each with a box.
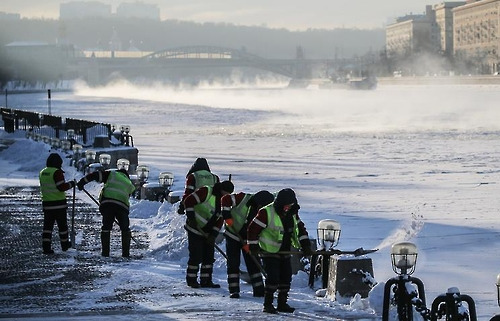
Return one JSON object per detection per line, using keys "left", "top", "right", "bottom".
{"left": 67, "top": 129, "right": 75, "bottom": 147}
{"left": 391, "top": 242, "right": 418, "bottom": 276}
{"left": 317, "top": 219, "right": 341, "bottom": 250}
{"left": 309, "top": 219, "right": 341, "bottom": 289}
{"left": 99, "top": 153, "right": 111, "bottom": 169}
{"left": 383, "top": 242, "right": 428, "bottom": 321}
{"left": 158, "top": 171, "right": 174, "bottom": 187}
{"left": 120, "top": 125, "right": 132, "bottom": 146}
{"left": 116, "top": 158, "right": 130, "bottom": 171}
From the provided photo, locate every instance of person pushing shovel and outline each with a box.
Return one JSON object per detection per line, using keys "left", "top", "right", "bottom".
{"left": 77, "top": 168, "right": 135, "bottom": 257}
{"left": 246, "top": 188, "right": 313, "bottom": 314}
{"left": 39, "top": 153, "right": 76, "bottom": 254}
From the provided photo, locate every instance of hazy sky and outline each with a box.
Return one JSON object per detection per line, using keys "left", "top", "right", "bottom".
{"left": 1, "top": 0, "right": 446, "bottom": 30}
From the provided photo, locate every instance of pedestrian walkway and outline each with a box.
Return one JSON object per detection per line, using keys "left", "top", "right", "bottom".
{"left": 0, "top": 186, "right": 150, "bottom": 318}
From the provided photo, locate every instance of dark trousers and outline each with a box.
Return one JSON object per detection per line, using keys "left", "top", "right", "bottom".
{"left": 262, "top": 255, "right": 292, "bottom": 294}
{"left": 186, "top": 230, "right": 215, "bottom": 284}
{"left": 99, "top": 203, "right": 130, "bottom": 232}
{"left": 225, "top": 235, "right": 264, "bottom": 294}
{"left": 42, "top": 207, "right": 69, "bottom": 250}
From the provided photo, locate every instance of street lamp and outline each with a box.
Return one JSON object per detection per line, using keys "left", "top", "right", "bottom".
{"left": 158, "top": 171, "right": 174, "bottom": 187}
{"left": 136, "top": 164, "right": 149, "bottom": 183}
{"left": 51, "top": 138, "right": 61, "bottom": 149}
{"left": 317, "top": 219, "right": 341, "bottom": 250}
{"left": 383, "top": 242, "right": 427, "bottom": 321}
{"left": 116, "top": 158, "right": 130, "bottom": 171}
{"left": 61, "top": 140, "right": 71, "bottom": 151}
{"left": 85, "top": 150, "right": 97, "bottom": 163}
{"left": 391, "top": 242, "right": 418, "bottom": 275}
{"left": 99, "top": 153, "right": 111, "bottom": 169}
{"left": 497, "top": 273, "right": 500, "bottom": 307}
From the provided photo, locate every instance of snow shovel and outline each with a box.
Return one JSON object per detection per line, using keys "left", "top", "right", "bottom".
{"left": 276, "top": 247, "right": 379, "bottom": 256}
{"left": 196, "top": 225, "right": 252, "bottom": 283}
{"left": 70, "top": 184, "right": 76, "bottom": 248}
{"left": 81, "top": 187, "right": 141, "bottom": 246}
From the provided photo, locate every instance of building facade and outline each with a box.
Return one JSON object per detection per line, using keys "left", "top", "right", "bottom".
{"left": 433, "top": 2, "right": 466, "bottom": 55}
{"left": 385, "top": 6, "right": 438, "bottom": 58}
{"left": 453, "top": 0, "right": 500, "bottom": 73}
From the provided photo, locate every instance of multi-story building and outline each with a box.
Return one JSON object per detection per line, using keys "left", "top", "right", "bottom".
{"left": 116, "top": 2, "right": 160, "bottom": 20}
{"left": 433, "top": 2, "right": 466, "bottom": 56}
{"left": 386, "top": 6, "right": 438, "bottom": 58}
{"left": 60, "top": 1, "right": 112, "bottom": 20}
{"left": 453, "top": 0, "right": 500, "bottom": 73}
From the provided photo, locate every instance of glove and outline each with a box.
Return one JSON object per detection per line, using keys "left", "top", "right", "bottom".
{"left": 248, "top": 244, "right": 260, "bottom": 255}
{"left": 242, "top": 244, "right": 250, "bottom": 253}
{"left": 76, "top": 179, "right": 85, "bottom": 191}
{"left": 69, "top": 179, "right": 76, "bottom": 188}
{"left": 225, "top": 218, "right": 234, "bottom": 227}
{"left": 186, "top": 217, "right": 197, "bottom": 229}
{"left": 302, "top": 245, "right": 314, "bottom": 256}
{"left": 177, "top": 203, "right": 185, "bottom": 215}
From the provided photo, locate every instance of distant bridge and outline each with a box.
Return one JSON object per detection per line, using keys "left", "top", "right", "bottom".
{"left": 67, "top": 45, "right": 354, "bottom": 85}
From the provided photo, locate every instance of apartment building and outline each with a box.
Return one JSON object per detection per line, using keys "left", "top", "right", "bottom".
{"left": 433, "top": 2, "right": 466, "bottom": 55}
{"left": 385, "top": 6, "right": 438, "bottom": 58}
{"left": 453, "top": 0, "right": 500, "bottom": 73}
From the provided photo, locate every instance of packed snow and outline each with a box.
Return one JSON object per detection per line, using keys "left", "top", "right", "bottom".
{"left": 1, "top": 81, "right": 500, "bottom": 320}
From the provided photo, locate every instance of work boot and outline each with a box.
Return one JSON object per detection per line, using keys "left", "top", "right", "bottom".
{"left": 42, "top": 241, "right": 54, "bottom": 254}
{"left": 253, "top": 286, "right": 265, "bottom": 297}
{"left": 263, "top": 292, "right": 277, "bottom": 314}
{"left": 61, "top": 240, "right": 71, "bottom": 251}
{"left": 277, "top": 292, "right": 295, "bottom": 313}
{"left": 122, "top": 231, "right": 131, "bottom": 257}
{"left": 101, "top": 231, "right": 111, "bottom": 257}
{"left": 200, "top": 280, "right": 221, "bottom": 288}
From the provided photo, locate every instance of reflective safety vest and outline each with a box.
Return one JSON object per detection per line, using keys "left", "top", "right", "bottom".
{"left": 193, "top": 170, "right": 217, "bottom": 189}
{"left": 227, "top": 193, "right": 253, "bottom": 235}
{"left": 193, "top": 186, "right": 218, "bottom": 229}
{"left": 259, "top": 203, "right": 300, "bottom": 253}
{"left": 39, "top": 167, "right": 66, "bottom": 202}
{"left": 101, "top": 171, "right": 135, "bottom": 206}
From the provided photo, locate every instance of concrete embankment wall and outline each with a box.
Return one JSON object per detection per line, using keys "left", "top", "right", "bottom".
{"left": 377, "top": 75, "right": 500, "bottom": 85}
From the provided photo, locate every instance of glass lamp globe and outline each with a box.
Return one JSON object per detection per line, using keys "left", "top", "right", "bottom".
{"left": 159, "top": 172, "right": 174, "bottom": 187}
{"left": 85, "top": 150, "right": 97, "bottom": 163}
{"left": 99, "top": 153, "right": 111, "bottom": 166}
{"left": 136, "top": 165, "right": 150, "bottom": 182}
{"left": 116, "top": 158, "right": 130, "bottom": 171}
{"left": 317, "top": 219, "right": 341, "bottom": 250}
{"left": 61, "top": 140, "right": 71, "bottom": 151}
{"left": 67, "top": 129, "right": 75, "bottom": 140}
{"left": 391, "top": 242, "right": 418, "bottom": 275}
{"left": 72, "top": 144, "right": 83, "bottom": 155}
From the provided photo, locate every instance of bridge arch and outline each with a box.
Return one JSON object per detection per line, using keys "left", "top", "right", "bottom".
{"left": 143, "top": 45, "right": 297, "bottom": 78}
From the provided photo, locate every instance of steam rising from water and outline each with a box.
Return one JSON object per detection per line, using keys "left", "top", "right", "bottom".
{"left": 74, "top": 79, "right": 500, "bottom": 134}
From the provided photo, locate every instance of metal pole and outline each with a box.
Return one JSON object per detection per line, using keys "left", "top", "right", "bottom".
{"left": 47, "top": 89, "right": 51, "bottom": 115}
{"left": 71, "top": 185, "right": 76, "bottom": 248}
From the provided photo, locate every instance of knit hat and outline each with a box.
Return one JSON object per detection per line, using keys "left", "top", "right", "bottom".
{"left": 46, "top": 153, "right": 63, "bottom": 169}
{"left": 273, "top": 188, "right": 297, "bottom": 214}
{"left": 219, "top": 180, "right": 234, "bottom": 193}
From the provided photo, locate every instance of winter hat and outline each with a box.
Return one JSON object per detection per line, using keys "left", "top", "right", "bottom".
{"left": 220, "top": 180, "right": 234, "bottom": 193}
{"left": 46, "top": 153, "right": 63, "bottom": 169}
{"left": 274, "top": 188, "right": 297, "bottom": 213}
{"left": 249, "top": 190, "right": 274, "bottom": 208}
{"left": 213, "top": 180, "right": 234, "bottom": 196}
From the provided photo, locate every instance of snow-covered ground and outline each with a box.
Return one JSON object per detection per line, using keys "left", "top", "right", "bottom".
{"left": 1, "top": 81, "right": 500, "bottom": 320}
